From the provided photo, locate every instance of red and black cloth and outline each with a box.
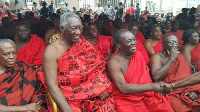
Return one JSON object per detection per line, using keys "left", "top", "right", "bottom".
{"left": 0, "top": 62, "right": 47, "bottom": 111}
{"left": 57, "top": 37, "right": 115, "bottom": 112}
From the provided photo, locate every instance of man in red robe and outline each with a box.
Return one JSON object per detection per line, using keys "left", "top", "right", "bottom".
{"left": 0, "top": 39, "right": 47, "bottom": 112}
{"left": 113, "top": 37, "right": 149, "bottom": 64}
{"left": 144, "top": 25, "right": 163, "bottom": 56}
{"left": 127, "top": 22, "right": 145, "bottom": 44}
{"left": 191, "top": 44, "right": 200, "bottom": 71}
{"left": 168, "top": 21, "right": 184, "bottom": 49}
{"left": 14, "top": 22, "right": 46, "bottom": 66}
{"left": 128, "top": 22, "right": 149, "bottom": 64}
{"left": 43, "top": 12, "right": 115, "bottom": 112}
{"left": 108, "top": 29, "right": 173, "bottom": 112}
{"left": 150, "top": 34, "right": 200, "bottom": 111}
{"left": 86, "top": 23, "right": 112, "bottom": 61}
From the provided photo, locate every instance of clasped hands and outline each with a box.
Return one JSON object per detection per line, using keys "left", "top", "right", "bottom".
{"left": 152, "top": 82, "right": 174, "bottom": 96}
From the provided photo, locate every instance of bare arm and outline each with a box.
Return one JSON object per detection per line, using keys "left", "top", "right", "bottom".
{"left": 43, "top": 47, "right": 72, "bottom": 112}
{"left": 144, "top": 40, "right": 155, "bottom": 56}
{"left": 164, "top": 72, "right": 200, "bottom": 91}
{"left": 107, "top": 58, "right": 162, "bottom": 94}
{"left": 104, "top": 49, "right": 112, "bottom": 61}
{"left": 150, "top": 45, "right": 180, "bottom": 82}
{"left": 173, "top": 72, "right": 200, "bottom": 89}
{"left": 181, "top": 47, "right": 194, "bottom": 69}
{"left": 150, "top": 54, "right": 174, "bottom": 82}
{"left": 0, "top": 103, "right": 41, "bottom": 112}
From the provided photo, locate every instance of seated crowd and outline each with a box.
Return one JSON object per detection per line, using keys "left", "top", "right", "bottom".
{"left": 1, "top": 4, "right": 200, "bottom": 112}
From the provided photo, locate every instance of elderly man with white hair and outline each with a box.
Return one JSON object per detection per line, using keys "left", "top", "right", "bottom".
{"left": 43, "top": 12, "right": 115, "bottom": 112}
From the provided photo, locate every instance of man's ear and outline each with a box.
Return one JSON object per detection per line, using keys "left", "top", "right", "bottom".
{"left": 59, "top": 26, "right": 64, "bottom": 33}
{"left": 118, "top": 43, "right": 121, "bottom": 49}
{"left": 188, "top": 37, "right": 192, "bottom": 42}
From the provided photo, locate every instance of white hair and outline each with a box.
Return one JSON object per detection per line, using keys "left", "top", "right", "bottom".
{"left": 0, "top": 39, "right": 15, "bottom": 50}
{"left": 60, "top": 12, "right": 80, "bottom": 30}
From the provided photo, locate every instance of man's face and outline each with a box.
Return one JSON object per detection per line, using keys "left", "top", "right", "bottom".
{"left": 120, "top": 31, "right": 136, "bottom": 54}
{"left": 190, "top": 32, "right": 200, "bottom": 44}
{"left": 34, "top": 3, "right": 37, "bottom": 7}
{"left": 89, "top": 25, "right": 98, "bottom": 38}
{"left": 107, "top": 2, "right": 110, "bottom": 6}
{"left": 163, "top": 35, "right": 179, "bottom": 52}
{"left": 62, "top": 17, "right": 83, "bottom": 44}
{"left": 165, "top": 21, "right": 171, "bottom": 28}
{"left": 130, "top": 26, "right": 138, "bottom": 36}
{"left": 151, "top": 27, "right": 162, "bottom": 40}
{"left": 17, "top": 25, "right": 30, "bottom": 41}
{"left": 98, "top": 3, "right": 100, "bottom": 7}
{"left": 0, "top": 42, "right": 17, "bottom": 68}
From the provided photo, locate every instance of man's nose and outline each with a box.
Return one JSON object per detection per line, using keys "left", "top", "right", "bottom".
{"left": 8, "top": 53, "right": 15, "bottom": 58}
{"left": 131, "top": 40, "right": 136, "bottom": 45}
{"left": 75, "top": 29, "right": 81, "bottom": 34}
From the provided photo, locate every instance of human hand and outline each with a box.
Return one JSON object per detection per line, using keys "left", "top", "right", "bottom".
{"left": 99, "top": 91, "right": 110, "bottom": 100}
{"left": 185, "top": 92, "right": 198, "bottom": 100}
{"left": 167, "top": 44, "right": 180, "bottom": 61}
{"left": 162, "top": 83, "right": 174, "bottom": 92}
{"left": 24, "top": 102, "right": 41, "bottom": 112}
{"left": 152, "top": 82, "right": 164, "bottom": 94}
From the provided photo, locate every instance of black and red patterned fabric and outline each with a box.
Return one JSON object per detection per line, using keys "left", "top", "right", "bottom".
{"left": 0, "top": 62, "right": 47, "bottom": 111}
{"left": 57, "top": 36, "right": 115, "bottom": 112}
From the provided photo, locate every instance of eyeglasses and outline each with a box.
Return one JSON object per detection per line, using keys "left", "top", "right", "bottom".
{"left": 167, "top": 41, "right": 179, "bottom": 46}
{"left": 18, "top": 29, "right": 29, "bottom": 33}
{"left": 67, "top": 26, "right": 83, "bottom": 33}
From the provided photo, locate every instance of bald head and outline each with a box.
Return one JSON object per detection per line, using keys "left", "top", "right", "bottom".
{"left": 114, "top": 29, "right": 130, "bottom": 44}
{"left": 0, "top": 39, "right": 16, "bottom": 51}
{"left": 0, "top": 39, "right": 17, "bottom": 68}
{"left": 163, "top": 34, "right": 179, "bottom": 51}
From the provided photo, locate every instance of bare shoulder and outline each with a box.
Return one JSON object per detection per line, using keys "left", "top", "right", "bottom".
{"left": 181, "top": 45, "right": 192, "bottom": 54}
{"left": 108, "top": 55, "right": 121, "bottom": 69}
{"left": 150, "top": 52, "right": 162, "bottom": 63}
{"left": 44, "top": 39, "right": 66, "bottom": 60}
{"left": 151, "top": 52, "right": 162, "bottom": 60}
{"left": 144, "top": 39, "right": 152, "bottom": 45}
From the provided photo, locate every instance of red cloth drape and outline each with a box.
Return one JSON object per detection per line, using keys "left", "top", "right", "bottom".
{"left": 95, "top": 35, "right": 113, "bottom": 59}
{"left": 163, "top": 54, "right": 200, "bottom": 112}
{"left": 111, "top": 51, "right": 173, "bottom": 112}
{"left": 168, "top": 30, "right": 184, "bottom": 49}
{"left": 153, "top": 38, "right": 163, "bottom": 53}
{"left": 0, "top": 62, "right": 47, "bottom": 111}
{"left": 136, "top": 31, "right": 145, "bottom": 44}
{"left": 136, "top": 39, "right": 150, "bottom": 64}
{"left": 57, "top": 37, "right": 115, "bottom": 112}
{"left": 17, "top": 34, "right": 46, "bottom": 66}
{"left": 191, "top": 44, "right": 200, "bottom": 71}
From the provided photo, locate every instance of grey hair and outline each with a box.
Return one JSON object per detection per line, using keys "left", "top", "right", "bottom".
{"left": 60, "top": 12, "right": 80, "bottom": 29}
{"left": 0, "top": 39, "right": 15, "bottom": 50}
{"left": 114, "top": 29, "right": 130, "bottom": 44}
